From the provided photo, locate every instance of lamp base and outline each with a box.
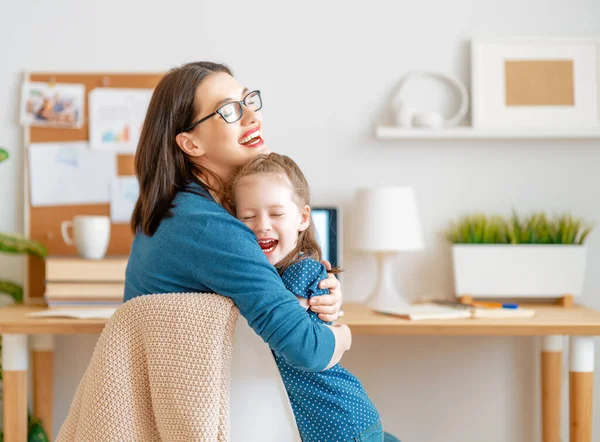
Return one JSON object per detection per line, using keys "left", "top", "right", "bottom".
{"left": 366, "top": 252, "right": 413, "bottom": 313}
{"left": 369, "top": 292, "right": 413, "bottom": 314}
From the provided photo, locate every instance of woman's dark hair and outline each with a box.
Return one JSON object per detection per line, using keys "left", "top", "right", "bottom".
{"left": 227, "top": 153, "right": 343, "bottom": 276}
{"left": 131, "top": 61, "right": 232, "bottom": 236}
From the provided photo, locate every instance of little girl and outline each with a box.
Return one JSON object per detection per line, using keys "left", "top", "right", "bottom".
{"left": 228, "top": 153, "right": 400, "bottom": 442}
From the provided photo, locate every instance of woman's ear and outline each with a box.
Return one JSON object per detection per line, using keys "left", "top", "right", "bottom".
{"left": 299, "top": 205, "right": 311, "bottom": 232}
{"left": 175, "top": 132, "right": 205, "bottom": 158}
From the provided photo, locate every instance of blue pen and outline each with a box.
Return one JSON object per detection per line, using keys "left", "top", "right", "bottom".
{"left": 471, "top": 301, "right": 519, "bottom": 309}
{"left": 502, "top": 303, "right": 519, "bottom": 309}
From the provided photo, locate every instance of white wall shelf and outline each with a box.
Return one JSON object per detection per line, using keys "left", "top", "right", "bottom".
{"left": 375, "top": 126, "right": 600, "bottom": 140}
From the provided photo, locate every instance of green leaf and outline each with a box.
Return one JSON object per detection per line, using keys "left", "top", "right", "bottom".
{"left": 510, "top": 211, "right": 521, "bottom": 244}
{"left": 0, "top": 233, "right": 47, "bottom": 258}
{"left": 0, "top": 148, "right": 8, "bottom": 163}
{"left": 27, "top": 408, "right": 50, "bottom": 441}
{"left": 0, "top": 280, "right": 23, "bottom": 303}
{"left": 579, "top": 226, "right": 594, "bottom": 244}
{"left": 460, "top": 218, "right": 470, "bottom": 243}
{"left": 28, "top": 418, "right": 49, "bottom": 442}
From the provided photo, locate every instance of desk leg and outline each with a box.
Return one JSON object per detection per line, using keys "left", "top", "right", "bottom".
{"left": 2, "top": 334, "right": 28, "bottom": 442}
{"left": 569, "top": 336, "right": 594, "bottom": 442}
{"left": 32, "top": 335, "right": 55, "bottom": 441}
{"left": 541, "top": 336, "right": 562, "bottom": 442}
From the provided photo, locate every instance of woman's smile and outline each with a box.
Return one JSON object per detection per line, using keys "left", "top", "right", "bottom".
{"left": 239, "top": 127, "right": 264, "bottom": 148}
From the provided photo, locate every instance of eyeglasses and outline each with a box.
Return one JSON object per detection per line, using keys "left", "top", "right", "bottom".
{"left": 183, "top": 90, "right": 262, "bottom": 132}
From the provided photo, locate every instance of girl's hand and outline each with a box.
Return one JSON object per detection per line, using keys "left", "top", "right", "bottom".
{"left": 309, "top": 260, "right": 342, "bottom": 322}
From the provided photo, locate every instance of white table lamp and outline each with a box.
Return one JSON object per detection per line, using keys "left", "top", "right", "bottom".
{"left": 353, "top": 187, "right": 424, "bottom": 312}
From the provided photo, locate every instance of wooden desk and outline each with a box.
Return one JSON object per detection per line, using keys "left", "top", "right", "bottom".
{"left": 1, "top": 303, "right": 599, "bottom": 442}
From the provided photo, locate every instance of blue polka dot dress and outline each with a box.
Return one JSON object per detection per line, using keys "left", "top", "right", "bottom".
{"left": 274, "top": 259, "right": 380, "bottom": 442}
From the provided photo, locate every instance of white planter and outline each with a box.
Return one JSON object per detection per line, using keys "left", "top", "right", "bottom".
{"left": 452, "top": 245, "right": 587, "bottom": 298}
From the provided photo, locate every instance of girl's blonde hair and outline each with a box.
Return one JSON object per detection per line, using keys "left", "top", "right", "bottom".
{"left": 227, "top": 153, "right": 342, "bottom": 276}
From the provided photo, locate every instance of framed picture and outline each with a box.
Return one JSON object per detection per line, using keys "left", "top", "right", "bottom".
{"left": 471, "top": 38, "right": 600, "bottom": 128}
{"left": 20, "top": 81, "right": 85, "bottom": 128}
{"left": 312, "top": 206, "right": 342, "bottom": 270}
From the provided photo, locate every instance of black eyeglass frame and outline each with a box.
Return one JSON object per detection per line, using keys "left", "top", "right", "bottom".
{"left": 183, "top": 90, "right": 262, "bottom": 132}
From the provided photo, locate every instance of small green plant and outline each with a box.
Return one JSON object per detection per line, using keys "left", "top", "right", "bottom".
{"left": 446, "top": 211, "right": 594, "bottom": 245}
{"left": 0, "top": 233, "right": 48, "bottom": 303}
{"left": 0, "top": 149, "right": 48, "bottom": 302}
{"left": 0, "top": 147, "right": 49, "bottom": 442}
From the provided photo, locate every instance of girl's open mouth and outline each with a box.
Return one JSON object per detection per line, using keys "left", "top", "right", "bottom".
{"left": 258, "top": 238, "right": 278, "bottom": 253}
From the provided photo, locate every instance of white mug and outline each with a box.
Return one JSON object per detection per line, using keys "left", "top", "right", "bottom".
{"left": 61, "top": 215, "right": 111, "bottom": 260}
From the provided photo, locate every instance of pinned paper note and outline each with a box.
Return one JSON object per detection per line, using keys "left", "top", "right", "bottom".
{"left": 110, "top": 176, "right": 139, "bottom": 223}
{"left": 28, "top": 142, "right": 116, "bottom": 207}
{"left": 89, "top": 88, "right": 153, "bottom": 153}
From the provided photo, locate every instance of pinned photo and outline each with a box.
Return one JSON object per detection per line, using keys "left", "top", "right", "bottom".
{"left": 20, "top": 81, "right": 85, "bottom": 128}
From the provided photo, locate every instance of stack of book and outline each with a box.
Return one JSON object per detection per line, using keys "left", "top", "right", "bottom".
{"left": 45, "top": 256, "right": 128, "bottom": 309}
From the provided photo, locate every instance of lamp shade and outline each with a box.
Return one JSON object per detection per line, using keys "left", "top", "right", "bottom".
{"left": 353, "top": 186, "right": 424, "bottom": 252}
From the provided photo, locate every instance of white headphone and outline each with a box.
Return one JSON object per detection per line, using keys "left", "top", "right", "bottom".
{"left": 393, "top": 71, "right": 469, "bottom": 129}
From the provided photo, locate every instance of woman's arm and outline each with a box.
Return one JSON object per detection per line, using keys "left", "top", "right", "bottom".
{"left": 191, "top": 213, "right": 347, "bottom": 372}
{"left": 294, "top": 292, "right": 350, "bottom": 369}
{"left": 281, "top": 259, "right": 351, "bottom": 370}
{"left": 324, "top": 322, "right": 352, "bottom": 370}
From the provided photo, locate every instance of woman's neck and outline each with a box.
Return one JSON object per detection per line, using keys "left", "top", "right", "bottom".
{"left": 196, "top": 175, "right": 222, "bottom": 203}
{"left": 192, "top": 160, "right": 242, "bottom": 206}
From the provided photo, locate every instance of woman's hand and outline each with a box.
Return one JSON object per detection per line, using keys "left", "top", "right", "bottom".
{"left": 309, "top": 260, "right": 342, "bottom": 322}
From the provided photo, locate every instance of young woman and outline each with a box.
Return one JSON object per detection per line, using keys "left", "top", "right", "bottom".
{"left": 228, "top": 153, "right": 401, "bottom": 442}
{"left": 124, "top": 61, "right": 350, "bottom": 372}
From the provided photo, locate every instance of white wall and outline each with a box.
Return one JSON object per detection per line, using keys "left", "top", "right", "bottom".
{"left": 1, "top": 1, "right": 600, "bottom": 441}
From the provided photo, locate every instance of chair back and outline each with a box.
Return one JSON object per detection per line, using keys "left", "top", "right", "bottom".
{"left": 230, "top": 317, "right": 301, "bottom": 441}
{"left": 57, "top": 293, "right": 238, "bottom": 442}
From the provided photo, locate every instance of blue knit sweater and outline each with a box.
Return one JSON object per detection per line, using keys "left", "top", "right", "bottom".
{"left": 123, "top": 182, "right": 335, "bottom": 372}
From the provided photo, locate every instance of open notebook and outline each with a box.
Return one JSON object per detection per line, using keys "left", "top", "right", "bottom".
{"left": 376, "top": 302, "right": 535, "bottom": 321}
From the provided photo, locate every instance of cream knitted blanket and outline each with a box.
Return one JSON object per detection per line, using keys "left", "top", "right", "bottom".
{"left": 56, "top": 293, "right": 240, "bottom": 442}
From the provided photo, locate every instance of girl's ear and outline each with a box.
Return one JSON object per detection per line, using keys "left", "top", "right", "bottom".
{"left": 175, "top": 132, "right": 205, "bottom": 158}
{"left": 299, "top": 205, "right": 311, "bottom": 232}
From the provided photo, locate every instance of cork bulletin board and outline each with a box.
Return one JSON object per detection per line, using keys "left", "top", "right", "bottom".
{"left": 25, "top": 72, "right": 163, "bottom": 303}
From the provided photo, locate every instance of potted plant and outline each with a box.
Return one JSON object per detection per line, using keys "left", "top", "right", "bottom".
{"left": 446, "top": 211, "right": 593, "bottom": 301}
{"left": 0, "top": 147, "right": 49, "bottom": 442}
